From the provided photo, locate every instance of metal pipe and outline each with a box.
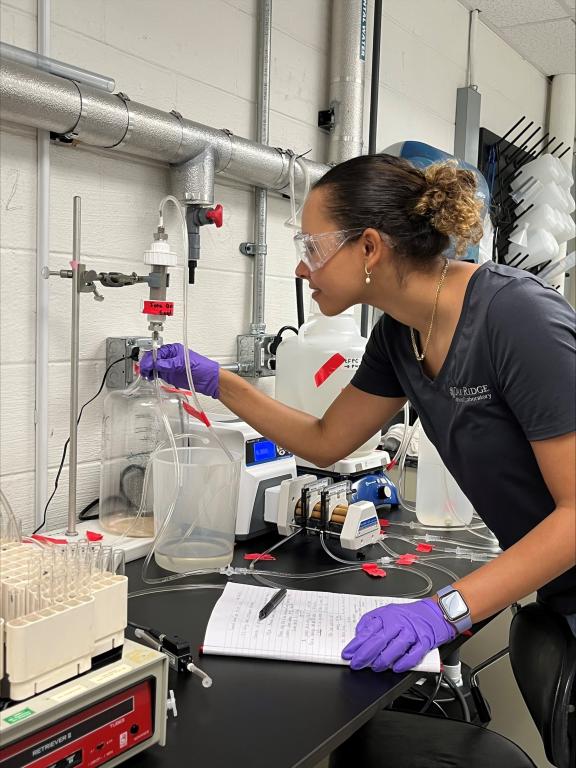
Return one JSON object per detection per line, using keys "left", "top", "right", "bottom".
{"left": 361, "top": 0, "right": 382, "bottom": 339}
{"left": 66, "top": 196, "right": 81, "bottom": 537}
{"left": 368, "top": 0, "right": 382, "bottom": 156}
{"left": 34, "top": 0, "right": 50, "bottom": 529}
{"left": 328, "top": 0, "right": 367, "bottom": 163}
{"left": 0, "top": 58, "right": 328, "bottom": 190}
{"left": 251, "top": 0, "right": 272, "bottom": 334}
{"left": 0, "top": 41, "right": 115, "bottom": 92}
{"left": 467, "top": 9, "right": 480, "bottom": 88}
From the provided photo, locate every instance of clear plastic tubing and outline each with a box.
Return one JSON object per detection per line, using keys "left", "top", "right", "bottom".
{"left": 0, "top": 488, "right": 20, "bottom": 535}
{"left": 157, "top": 195, "right": 233, "bottom": 462}
{"left": 320, "top": 534, "right": 433, "bottom": 598}
{"left": 417, "top": 534, "right": 500, "bottom": 552}
{"left": 136, "top": 197, "right": 234, "bottom": 585}
{"left": 0, "top": 42, "right": 116, "bottom": 92}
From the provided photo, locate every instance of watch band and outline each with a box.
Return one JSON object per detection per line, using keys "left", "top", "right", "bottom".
{"left": 436, "top": 585, "right": 473, "bottom": 634}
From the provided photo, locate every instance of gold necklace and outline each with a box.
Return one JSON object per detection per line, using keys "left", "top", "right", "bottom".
{"left": 410, "top": 258, "right": 450, "bottom": 362}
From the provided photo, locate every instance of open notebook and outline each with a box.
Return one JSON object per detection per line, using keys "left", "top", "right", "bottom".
{"left": 203, "top": 583, "right": 441, "bottom": 673}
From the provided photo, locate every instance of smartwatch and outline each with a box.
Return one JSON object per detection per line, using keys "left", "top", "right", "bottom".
{"left": 436, "top": 585, "right": 473, "bottom": 634}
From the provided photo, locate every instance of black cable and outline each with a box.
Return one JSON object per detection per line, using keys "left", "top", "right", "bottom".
{"left": 295, "top": 277, "right": 305, "bottom": 327}
{"left": 441, "top": 673, "right": 471, "bottom": 722}
{"left": 429, "top": 700, "right": 449, "bottom": 718}
{"left": 360, "top": 0, "right": 383, "bottom": 339}
{"left": 269, "top": 325, "right": 299, "bottom": 356}
{"left": 127, "top": 619, "right": 153, "bottom": 632}
{"left": 78, "top": 498, "right": 99, "bottom": 521}
{"left": 33, "top": 356, "right": 126, "bottom": 534}
{"left": 419, "top": 672, "right": 443, "bottom": 714}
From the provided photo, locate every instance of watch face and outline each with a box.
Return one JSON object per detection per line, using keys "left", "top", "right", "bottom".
{"left": 441, "top": 591, "right": 469, "bottom": 621}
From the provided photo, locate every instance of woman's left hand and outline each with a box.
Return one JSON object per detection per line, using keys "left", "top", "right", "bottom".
{"left": 342, "top": 599, "right": 457, "bottom": 673}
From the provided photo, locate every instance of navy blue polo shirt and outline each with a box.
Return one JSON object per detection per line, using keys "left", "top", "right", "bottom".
{"left": 352, "top": 262, "right": 576, "bottom": 613}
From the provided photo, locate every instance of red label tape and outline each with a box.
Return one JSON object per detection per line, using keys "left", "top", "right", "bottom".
{"left": 313, "top": 353, "right": 345, "bottom": 387}
{"left": 143, "top": 300, "right": 174, "bottom": 316}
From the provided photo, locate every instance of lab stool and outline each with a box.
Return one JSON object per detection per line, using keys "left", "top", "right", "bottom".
{"left": 330, "top": 602, "right": 576, "bottom": 768}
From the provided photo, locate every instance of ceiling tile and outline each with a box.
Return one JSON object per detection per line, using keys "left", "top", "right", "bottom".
{"left": 467, "top": 0, "right": 569, "bottom": 27}
{"left": 499, "top": 18, "right": 576, "bottom": 74}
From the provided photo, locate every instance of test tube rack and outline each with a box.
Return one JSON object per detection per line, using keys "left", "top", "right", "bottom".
{"left": 0, "top": 539, "right": 127, "bottom": 701}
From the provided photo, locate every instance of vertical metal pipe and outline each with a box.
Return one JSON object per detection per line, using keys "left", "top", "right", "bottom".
{"left": 34, "top": 0, "right": 50, "bottom": 528}
{"left": 328, "top": 0, "right": 367, "bottom": 163}
{"left": 467, "top": 9, "right": 480, "bottom": 88}
{"left": 66, "top": 196, "right": 81, "bottom": 536}
{"left": 548, "top": 74, "right": 576, "bottom": 296}
{"left": 368, "top": 0, "right": 382, "bottom": 156}
{"left": 251, "top": 0, "right": 272, "bottom": 334}
{"left": 362, "top": 0, "right": 382, "bottom": 338}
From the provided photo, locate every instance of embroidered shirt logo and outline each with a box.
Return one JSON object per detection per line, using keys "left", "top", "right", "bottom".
{"left": 449, "top": 384, "right": 492, "bottom": 403}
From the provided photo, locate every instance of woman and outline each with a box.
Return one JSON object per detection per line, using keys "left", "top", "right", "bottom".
{"left": 142, "top": 155, "right": 576, "bottom": 672}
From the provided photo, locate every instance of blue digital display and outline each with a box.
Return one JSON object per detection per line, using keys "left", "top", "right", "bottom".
{"left": 253, "top": 440, "right": 276, "bottom": 463}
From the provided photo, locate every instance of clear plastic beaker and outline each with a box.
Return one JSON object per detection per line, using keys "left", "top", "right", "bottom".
{"left": 152, "top": 438, "right": 241, "bottom": 573}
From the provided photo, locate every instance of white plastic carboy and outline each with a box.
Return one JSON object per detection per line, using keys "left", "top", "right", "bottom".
{"left": 275, "top": 300, "right": 379, "bottom": 460}
{"left": 415, "top": 424, "right": 474, "bottom": 527}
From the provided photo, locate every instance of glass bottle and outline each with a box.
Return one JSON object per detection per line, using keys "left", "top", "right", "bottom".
{"left": 99, "top": 375, "right": 189, "bottom": 537}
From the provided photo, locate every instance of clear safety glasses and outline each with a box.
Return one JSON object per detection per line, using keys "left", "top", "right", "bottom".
{"left": 293, "top": 228, "right": 365, "bottom": 272}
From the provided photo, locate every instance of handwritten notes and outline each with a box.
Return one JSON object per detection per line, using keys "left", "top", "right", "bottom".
{"left": 203, "top": 583, "right": 440, "bottom": 672}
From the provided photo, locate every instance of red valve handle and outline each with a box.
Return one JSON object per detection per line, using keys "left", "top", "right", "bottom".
{"left": 206, "top": 204, "right": 223, "bottom": 228}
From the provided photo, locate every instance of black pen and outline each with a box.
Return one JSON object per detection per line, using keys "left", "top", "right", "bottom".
{"left": 259, "top": 588, "right": 287, "bottom": 620}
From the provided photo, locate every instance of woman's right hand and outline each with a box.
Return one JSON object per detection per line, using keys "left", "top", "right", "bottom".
{"left": 140, "top": 343, "right": 220, "bottom": 398}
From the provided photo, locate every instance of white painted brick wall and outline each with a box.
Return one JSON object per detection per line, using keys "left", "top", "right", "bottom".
{"left": 0, "top": 0, "right": 548, "bottom": 532}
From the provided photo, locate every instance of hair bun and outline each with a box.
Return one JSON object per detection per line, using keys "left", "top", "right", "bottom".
{"left": 414, "top": 161, "right": 484, "bottom": 255}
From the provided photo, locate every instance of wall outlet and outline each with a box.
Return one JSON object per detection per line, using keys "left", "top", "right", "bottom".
{"left": 105, "top": 336, "right": 159, "bottom": 389}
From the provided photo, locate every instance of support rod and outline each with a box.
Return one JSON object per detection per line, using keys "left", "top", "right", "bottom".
{"left": 66, "top": 196, "right": 81, "bottom": 537}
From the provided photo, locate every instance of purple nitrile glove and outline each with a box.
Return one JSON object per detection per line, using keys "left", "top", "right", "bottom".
{"left": 341, "top": 599, "right": 456, "bottom": 673}
{"left": 140, "top": 343, "right": 220, "bottom": 398}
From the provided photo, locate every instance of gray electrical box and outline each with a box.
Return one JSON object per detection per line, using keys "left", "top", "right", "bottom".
{"left": 105, "top": 336, "right": 160, "bottom": 389}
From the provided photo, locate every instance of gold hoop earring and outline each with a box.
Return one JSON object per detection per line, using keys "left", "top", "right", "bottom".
{"left": 364, "top": 265, "right": 372, "bottom": 285}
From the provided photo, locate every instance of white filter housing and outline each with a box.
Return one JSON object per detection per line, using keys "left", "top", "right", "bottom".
{"left": 144, "top": 238, "right": 178, "bottom": 266}
{"left": 275, "top": 303, "right": 379, "bottom": 459}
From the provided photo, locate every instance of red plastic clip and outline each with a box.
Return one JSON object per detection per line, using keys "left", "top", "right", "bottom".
{"left": 396, "top": 553, "right": 418, "bottom": 565}
{"left": 379, "top": 519, "right": 390, "bottom": 529}
{"left": 416, "top": 543, "right": 433, "bottom": 553}
{"left": 86, "top": 530, "right": 104, "bottom": 542}
{"left": 362, "top": 564, "right": 387, "bottom": 578}
{"left": 243, "top": 553, "right": 276, "bottom": 561}
{"left": 385, "top": 459, "right": 397, "bottom": 471}
{"left": 182, "top": 403, "right": 212, "bottom": 427}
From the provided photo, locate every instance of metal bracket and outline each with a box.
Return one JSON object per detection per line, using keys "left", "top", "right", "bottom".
{"left": 237, "top": 333, "right": 277, "bottom": 378}
{"left": 117, "top": 91, "right": 131, "bottom": 103}
{"left": 318, "top": 106, "right": 335, "bottom": 133}
{"left": 239, "top": 242, "right": 268, "bottom": 257}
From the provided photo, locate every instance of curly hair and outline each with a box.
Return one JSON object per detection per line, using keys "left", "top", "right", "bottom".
{"left": 414, "top": 161, "right": 484, "bottom": 256}
{"left": 313, "top": 154, "right": 484, "bottom": 263}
